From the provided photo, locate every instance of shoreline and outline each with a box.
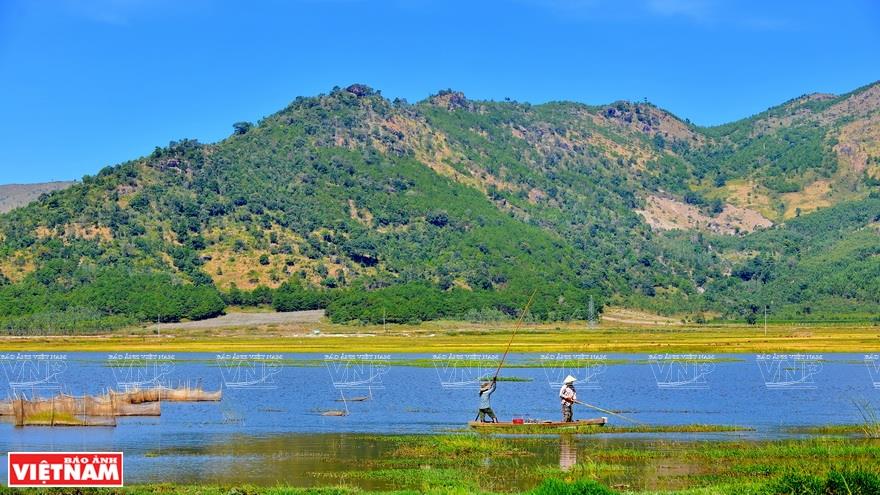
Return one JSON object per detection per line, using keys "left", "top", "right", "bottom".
{"left": 2, "top": 320, "right": 879, "bottom": 353}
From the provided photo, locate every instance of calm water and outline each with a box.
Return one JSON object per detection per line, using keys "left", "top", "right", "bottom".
{"left": 1, "top": 352, "right": 878, "bottom": 484}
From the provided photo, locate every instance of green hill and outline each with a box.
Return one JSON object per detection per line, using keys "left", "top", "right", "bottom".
{"left": 1, "top": 82, "right": 879, "bottom": 332}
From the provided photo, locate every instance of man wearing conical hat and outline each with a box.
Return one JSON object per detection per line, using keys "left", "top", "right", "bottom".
{"left": 559, "top": 375, "right": 577, "bottom": 422}
{"left": 476, "top": 376, "right": 498, "bottom": 423}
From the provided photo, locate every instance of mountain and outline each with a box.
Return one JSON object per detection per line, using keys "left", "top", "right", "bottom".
{"left": 1, "top": 82, "right": 878, "bottom": 331}
{"left": 0, "top": 181, "right": 76, "bottom": 213}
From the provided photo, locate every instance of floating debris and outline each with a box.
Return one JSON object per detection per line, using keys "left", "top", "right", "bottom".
{"left": 320, "top": 410, "right": 348, "bottom": 417}
{"left": 335, "top": 396, "right": 369, "bottom": 402}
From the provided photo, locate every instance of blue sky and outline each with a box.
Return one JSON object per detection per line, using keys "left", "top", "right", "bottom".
{"left": 0, "top": 0, "right": 878, "bottom": 184}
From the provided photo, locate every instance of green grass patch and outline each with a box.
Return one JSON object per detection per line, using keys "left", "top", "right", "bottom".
{"left": 467, "top": 424, "right": 753, "bottom": 435}
{"left": 18, "top": 410, "right": 86, "bottom": 426}
{"left": 2, "top": 437, "right": 880, "bottom": 494}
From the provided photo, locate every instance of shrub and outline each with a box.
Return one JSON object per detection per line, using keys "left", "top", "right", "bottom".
{"left": 529, "top": 479, "right": 618, "bottom": 495}
{"left": 232, "top": 121, "right": 253, "bottom": 135}
{"left": 772, "top": 469, "right": 880, "bottom": 495}
{"left": 684, "top": 191, "right": 705, "bottom": 205}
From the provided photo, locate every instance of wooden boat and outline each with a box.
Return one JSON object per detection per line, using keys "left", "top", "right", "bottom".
{"left": 469, "top": 417, "right": 607, "bottom": 428}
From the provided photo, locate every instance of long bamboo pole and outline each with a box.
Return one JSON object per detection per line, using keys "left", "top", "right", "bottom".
{"left": 574, "top": 399, "right": 644, "bottom": 425}
{"left": 492, "top": 289, "right": 538, "bottom": 380}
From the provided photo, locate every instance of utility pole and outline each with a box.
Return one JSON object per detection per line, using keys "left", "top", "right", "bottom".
{"left": 587, "top": 295, "right": 597, "bottom": 329}
{"left": 764, "top": 305, "right": 767, "bottom": 336}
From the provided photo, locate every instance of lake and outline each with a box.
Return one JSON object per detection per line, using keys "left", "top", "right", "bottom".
{"left": 1, "top": 351, "right": 879, "bottom": 485}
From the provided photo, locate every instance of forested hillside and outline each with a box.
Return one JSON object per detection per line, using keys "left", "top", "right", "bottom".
{"left": 1, "top": 82, "right": 878, "bottom": 332}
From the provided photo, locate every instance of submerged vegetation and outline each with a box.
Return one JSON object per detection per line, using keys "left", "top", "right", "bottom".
{"left": 853, "top": 400, "right": 880, "bottom": 439}
{"left": 4, "top": 435, "right": 880, "bottom": 494}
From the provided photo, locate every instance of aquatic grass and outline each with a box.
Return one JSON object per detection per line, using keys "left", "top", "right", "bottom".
{"left": 703, "top": 438, "right": 880, "bottom": 461}
{"left": 390, "top": 434, "right": 531, "bottom": 462}
{"left": 532, "top": 461, "right": 629, "bottom": 483}
{"left": 2, "top": 463, "right": 880, "bottom": 495}
{"left": 520, "top": 359, "right": 633, "bottom": 368}
{"left": 103, "top": 358, "right": 176, "bottom": 367}
{"left": 467, "top": 424, "right": 754, "bottom": 435}
{"left": 18, "top": 410, "right": 86, "bottom": 426}
{"left": 785, "top": 424, "right": 868, "bottom": 435}
{"left": 685, "top": 441, "right": 843, "bottom": 464}
{"left": 3, "top": 434, "right": 880, "bottom": 495}
{"left": 318, "top": 435, "right": 880, "bottom": 493}
{"left": 784, "top": 422, "right": 880, "bottom": 438}
{"left": 853, "top": 400, "right": 880, "bottom": 439}
{"left": 770, "top": 469, "right": 880, "bottom": 495}
{"left": 127, "top": 357, "right": 614, "bottom": 371}
{"left": 597, "top": 424, "right": 751, "bottom": 434}
{"left": 632, "top": 357, "right": 745, "bottom": 365}
{"left": 527, "top": 479, "right": 618, "bottom": 495}
{"left": 0, "top": 487, "right": 370, "bottom": 495}
{"left": 325, "top": 467, "right": 479, "bottom": 491}
{"left": 579, "top": 447, "right": 666, "bottom": 462}
{"left": 725, "top": 463, "right": 779, "bottom": 477}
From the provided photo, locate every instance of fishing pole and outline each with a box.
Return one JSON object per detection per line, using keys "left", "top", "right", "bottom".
{"left": 492, "top": 289, "right": 538, "bottom": 380}
{"left": 574, "top": 399, "right": 644, "bottom": 425}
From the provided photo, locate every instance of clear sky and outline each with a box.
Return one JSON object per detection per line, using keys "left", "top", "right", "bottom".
{"left": 1, "top": 0, "right": 878, "bottom": 184}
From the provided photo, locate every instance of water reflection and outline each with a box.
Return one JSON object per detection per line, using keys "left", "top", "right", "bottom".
{"left": 559, "top": 435, "right": 577, "bottom": 471}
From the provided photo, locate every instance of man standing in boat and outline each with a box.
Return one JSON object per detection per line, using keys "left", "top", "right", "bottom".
{"left": 477, "top": 376, "right": 498, "bottom": 422}
{"left": 559, "top": 375, "right": 577, "bottom": 422}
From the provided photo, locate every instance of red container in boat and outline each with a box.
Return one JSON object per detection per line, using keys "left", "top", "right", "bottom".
{"left": 512, "top": 418, "right": 524, "bottom": 424}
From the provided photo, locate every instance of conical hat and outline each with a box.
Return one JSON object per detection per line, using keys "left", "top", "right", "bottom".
{"left": 563, "top": 375, "right": 577, "bottom": 384}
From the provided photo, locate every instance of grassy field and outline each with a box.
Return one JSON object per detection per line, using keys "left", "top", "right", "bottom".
{"left": 1, "top": 318, "right": 878, "bottom": 353}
